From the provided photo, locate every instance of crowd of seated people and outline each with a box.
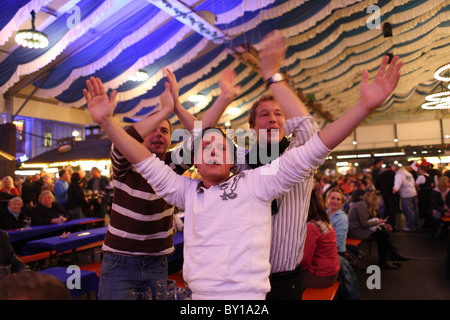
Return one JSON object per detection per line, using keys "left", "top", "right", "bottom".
{"left": 0, "top": 167, "right": 112, "bottom": 231}
{"left": 301, "top": 161, "right": 449, "bottom": 296}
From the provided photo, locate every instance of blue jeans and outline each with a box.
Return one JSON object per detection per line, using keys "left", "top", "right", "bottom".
{"left": 401, "top": 196, "right": 419, "bottom": 230}
{"left": 98, "top": 252, "right": 168, "bottom": 300}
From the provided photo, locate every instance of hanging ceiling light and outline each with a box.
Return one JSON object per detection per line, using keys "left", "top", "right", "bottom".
{"left": 188, "top": 94, "right": 206, "bottom": 103}
{"left": 129, "top": 70, "right": 149, "bottom": 81}
{"left": 422, "top": 64, "right": 450, "bottom": 110}
{"left": 15, "top": 10, "right": 49, "bottom": 49}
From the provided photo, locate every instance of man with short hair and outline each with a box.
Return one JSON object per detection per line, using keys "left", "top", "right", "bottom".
{"left": 86, "top": 167, "right": 109, "bottom": 219}
{"left": 83, "top": 69, "right": 238, "bottom": 300}
{"left": 392, "top": 164, "right": 419, "bottom": 232}
{"left": 85, "top": 50, "right": 403, "bottom": 299}
{"left": 54, "top": 169, "right": 70, "bottom": 210}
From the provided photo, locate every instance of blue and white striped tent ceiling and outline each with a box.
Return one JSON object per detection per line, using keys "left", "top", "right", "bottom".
{"left": 1, "top": 0, "right": 449, "bottom": 130}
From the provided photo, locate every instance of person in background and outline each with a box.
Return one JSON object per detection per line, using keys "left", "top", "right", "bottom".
{"left": 301, "top": 189, "right": 340, "bottom": 289}
{"left": 86, "top": 167, "right": 109, "bottom": 219}
{"left": 0, "top": 229, "right": 30, "bottom": 275}
{"left": 326, "top": 188, "right": 348, "bottom": 253}
{"left": 392, "top": 164, "right": 419, "bottom": 232}
{"left": 371, "top": 158, "right": 383, "bottom": 187}
{"left": 40, "top": 174, "right": 54, "bottom": 195}
{"left": 430, "top": 176, "right": 450, "bottom": 238}
{"left": 0, "top": 197, "right": 27, "bottom": 230}
{"left": 325, "top": 188, "right": 360, "bottom": 300}
{"left": 20, "top": 176, "right": 35, "bottom": 208}
{"left": 348, "top": 191, "right": 409, "bottom": 269}
{"left": 376, "top": 164, "right": 399, "bottom": 231}
{"left": 54, "top": 170, "right": 70, "bottom": 210}
{"left": 0, "top": 176, "right": 19, "bottom": 196}
{"left": 415, "top": 165, "right": 433, "bottom": 227}
{"left": 67, "top": 172, "right": 90, "bottom": 220}
{"left": 29, "top": 191, "right": 71, "bottom": 225}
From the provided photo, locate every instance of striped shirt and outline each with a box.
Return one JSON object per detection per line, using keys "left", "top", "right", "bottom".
{"left": 236, "top": 116, "right": 318, "bottom": 273}
{"left": 102, "top": 126, "right": 187, "bottom": 256}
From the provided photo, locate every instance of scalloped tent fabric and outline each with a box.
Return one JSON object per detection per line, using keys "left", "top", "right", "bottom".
{"left": 1, "top": 0, "right": 449, "bottom": 129}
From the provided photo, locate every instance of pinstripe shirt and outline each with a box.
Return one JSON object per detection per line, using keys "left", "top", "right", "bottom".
{"left": 236, "top": 116, "right": 318, "bottom": 273}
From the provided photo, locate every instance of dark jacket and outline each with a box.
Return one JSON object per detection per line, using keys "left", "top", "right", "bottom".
{"left": 29, "top": 203, "right": 71, "bottom": 225}
{"left": 67, "top": 181, "right": 89, "bottom": 210}
{"left": 0, "top": 230, "right": 30, "bottom": 273}
{"left": 0, "top": 207, "right": 27, "bottom": 230}
{"left": 431, "top": 188, "right": 450, "bottom": 214}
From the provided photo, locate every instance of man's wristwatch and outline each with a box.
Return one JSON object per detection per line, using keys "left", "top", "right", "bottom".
{"left": 265, "top": 73, "right": 286, "bottom": 89}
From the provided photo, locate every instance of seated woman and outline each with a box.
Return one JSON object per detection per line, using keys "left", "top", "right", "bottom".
{"left": 301, "top": 189, "right": 340, "bottom": 289}
{"left": 325, "top": 188, "right": 348, "bottom": 253}
{"left": 0, "top": 197, "right": 28, "bottom": 230}
{"left": 430, "top": 176, "right": 450, "bottom": 238}
{"left": 0, "top": 176, "right": 19, "bottom": 196}
{"left": 29, "top": 191, "right": 71, "bottom": 225}
{"left": 348, "top": 191, "right": 408, "bottom": 269}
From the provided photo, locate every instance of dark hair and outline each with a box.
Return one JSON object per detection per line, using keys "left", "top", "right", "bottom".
{"left": 0, "top": 272, "right": 71, "bottom": 300}
{"left": 308, "top": 188, "right": 330, "bottom": 223}
{"left": 191, "top": 127, "right": 238, "bottom": 174}
{"left": 58, "top": 169, "right": 66, "bottom": 178}
{"left": 248, "top": 94, "right": 275, "bottom": 128}
{"left": 71, "top": 172, "right": 81, "bottom": 183}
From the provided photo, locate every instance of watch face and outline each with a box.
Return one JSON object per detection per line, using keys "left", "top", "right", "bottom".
{"left": 272, "top": 73, "right": 284, "bottom": 82}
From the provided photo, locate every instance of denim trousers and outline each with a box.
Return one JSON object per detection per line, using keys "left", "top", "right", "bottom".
{"left": 98, "top": 252, "right": 168, "bottom": 300}
{"left": 401, "top": 196, "right": 419, "bottom": 230}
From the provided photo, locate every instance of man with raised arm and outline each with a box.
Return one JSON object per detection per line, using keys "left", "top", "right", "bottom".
{"left": 86, "top": 69, "right": 238, "bottom": 300}
{"left": 84, "top": 51, "right": 402, "bottom": 299}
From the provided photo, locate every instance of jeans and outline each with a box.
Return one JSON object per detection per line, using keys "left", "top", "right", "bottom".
{"left": 98, "top": 252, "right": 168, "bottom": 300}
{"left": 401, "top": 196, "right": 419, "bottom": 230}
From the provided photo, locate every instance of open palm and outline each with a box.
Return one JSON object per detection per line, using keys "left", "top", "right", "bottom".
{"left": 359, "top": 55, "right": 403, "bottom": 111}
{"left": 83, "top": 76, "right": 116, "bottom": 124}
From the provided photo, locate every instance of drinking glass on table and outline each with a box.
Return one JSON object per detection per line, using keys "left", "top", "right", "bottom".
{"left": 23, "top": 217, "right": 31, "bottom": 229}
{"left": 155, "top": 279, "right": 177, "bottom": 300}
{"left": 129, "top": 286, "right": 152, "bottom": 300}
{"left": 166, "top": 287, "right": 187, "bottom": 300}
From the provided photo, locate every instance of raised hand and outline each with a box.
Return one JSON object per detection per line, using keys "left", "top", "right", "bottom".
{"left": 219, "top": 69, "right": 241, "bottom": 100}
{"left": 259, "top": 30, "right": 287, "bottom": 80}
{"left": 83, "top": 77, "right": 116, "bottom": 125}
{"left": 359, "top": 55, "right": 403, "bottom": 112}
{"left": 159, "top": 81, "right": 175, "bottom": 114}
{"left": 163, "top": 68, "right": 180, "bottom": 106}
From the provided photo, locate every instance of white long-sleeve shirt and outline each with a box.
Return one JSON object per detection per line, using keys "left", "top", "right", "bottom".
{"left": 134, "top": 132, "right": 331, "bottom": 300}
{"left": 394, "top": 168, "right": 417, "bottom": 198}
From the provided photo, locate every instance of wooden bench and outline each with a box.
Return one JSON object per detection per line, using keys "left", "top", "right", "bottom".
{"left": 302, "top": 281, "right": 340, "bottom": 300}
{"left": 80, "top": 261, "right": 102, "bottom": 277}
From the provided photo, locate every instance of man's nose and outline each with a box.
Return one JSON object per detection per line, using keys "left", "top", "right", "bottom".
{"left": 267, "top": 112, "right": 277, "bottom": 123}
